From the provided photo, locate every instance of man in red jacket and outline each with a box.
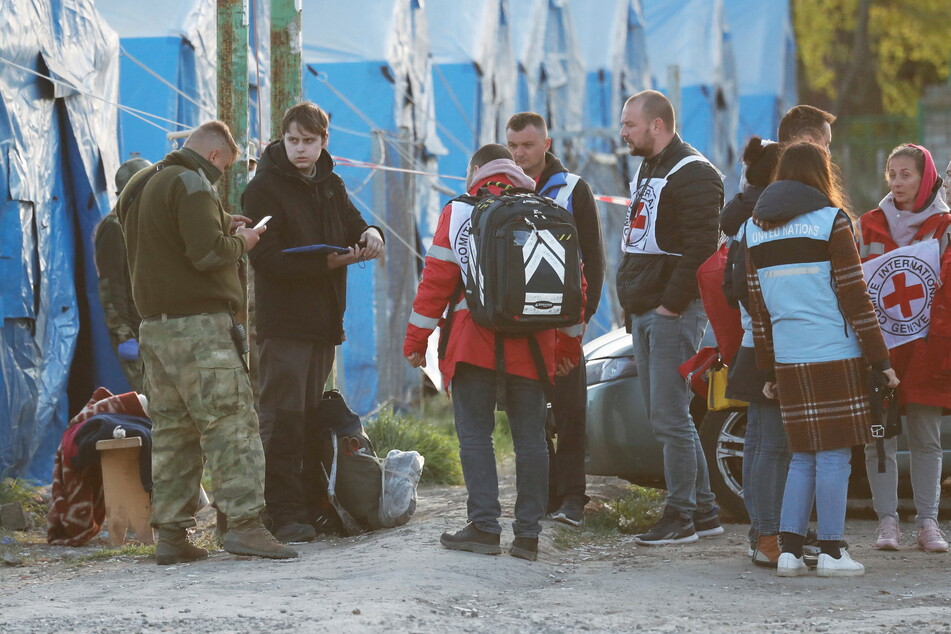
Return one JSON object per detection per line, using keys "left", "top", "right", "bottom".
{"left": 404, "top": 144, "right": 582, "bottom": 562}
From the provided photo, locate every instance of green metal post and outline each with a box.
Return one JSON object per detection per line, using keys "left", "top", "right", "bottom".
{"left": 217, "top": 0, "right": 249, "bottom": 215}
{"left": 270, "top": 0, "right": 302, "bottom": 140}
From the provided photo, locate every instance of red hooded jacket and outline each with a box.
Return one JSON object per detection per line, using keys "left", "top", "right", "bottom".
{"left": 858, "top": 145, "right": 951, "bottom": 408}
{"left": 404, "top": 168, "right": 584, "bottom": 389}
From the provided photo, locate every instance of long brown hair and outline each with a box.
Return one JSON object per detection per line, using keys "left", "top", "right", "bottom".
{"left": 773, "top": 142, "right": 851, "bottom": 216}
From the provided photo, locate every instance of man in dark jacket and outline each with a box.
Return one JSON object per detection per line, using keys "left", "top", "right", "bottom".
{"left": 242, "top": 102, "right": 384, "bottom": 543}
{"left": 506, "top": 112, "right": 605, "bottom": 526}
{"left": 617, "top": 90, "right": 724, "bottom": 545}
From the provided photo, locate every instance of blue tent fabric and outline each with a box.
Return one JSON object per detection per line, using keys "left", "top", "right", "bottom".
{"left": 0, "top": 0, "right": 120, "bottom": 482}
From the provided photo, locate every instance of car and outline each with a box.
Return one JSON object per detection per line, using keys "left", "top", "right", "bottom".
{"left": 583, "top": 327, "right": 951, "bottom": 519}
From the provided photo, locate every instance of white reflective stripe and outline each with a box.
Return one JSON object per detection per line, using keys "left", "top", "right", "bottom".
{"left": 426, "top": 244, "right": 455, "bottom": 262}
{"left": 525, "top": 292, "right": 563, "bottom": 303}
{"left": 558, "top": 324, "right": 584, "bottom": 337}
{"left": 763, "top": 265, "right": 821, "bottom": 278}
{"left": 408, "top": 311, "right": 440, "bottom": 330}
{"left": 552, "top": 173, "right": 580, "bottom": 209}
{"left": 859, "top": 242, "right": 885, "bottom": 258}
{"left": 454, "top": 298, "right": 468, "bottom": 312}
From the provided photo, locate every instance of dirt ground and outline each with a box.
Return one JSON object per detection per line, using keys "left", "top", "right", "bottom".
{"left": 1, "top": 476, "right": 950, "bottom": 634}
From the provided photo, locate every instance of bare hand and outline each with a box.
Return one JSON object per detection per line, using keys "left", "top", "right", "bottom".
{"left": 230, "top": 214, "right": 253, "bottom": 233}
{"left": 555, "top": 358, "right": 576, "bottom": 377}
{"left": 406, "top": 351, "right": 426, "bottom": 368}
{"left": 359, "top": 228, "right": 385, "bottom": 260}
{"left": 762, "top": 381, "right": 778, "bottom": 400}
{"left": 882, "top": 368, "right": 900, "bottom": 389}
{"left": 237, "top": 224, "right": 266, "bottom": 251}
{"left": 655, "top": 305, "right": 679, "bottom": 317}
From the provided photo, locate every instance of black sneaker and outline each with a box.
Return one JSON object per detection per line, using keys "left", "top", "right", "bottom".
{"left": 693, "top": 505, "right": 725, "bottom": 537}
{"left": 440, "top": 524, "right": 502, "bottom": 555}
{"left": 802, "top": 529, "right": 848, "bottom": 557}
{"left": 510, "top": 536, "right": 539, "bottom": 561}
{"left": 634, "top": 508, "right": 698, "bottom": 545}
{"left": 550, "top": 498, "right": 585, "bottom": 527}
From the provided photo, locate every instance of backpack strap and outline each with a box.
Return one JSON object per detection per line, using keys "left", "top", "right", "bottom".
{"left": 437, "top": 281, "right": 466, "bottom": 361}
{"left": 118, "top": 161, "right": 166, "bottom": 217}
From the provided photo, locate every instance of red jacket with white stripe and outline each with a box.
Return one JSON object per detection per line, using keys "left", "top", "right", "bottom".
{"left": 858, "top": 207, "right": 951, "bottom": 408}
{"left": 403, "top": 174, "right": 584, "bottom": 389}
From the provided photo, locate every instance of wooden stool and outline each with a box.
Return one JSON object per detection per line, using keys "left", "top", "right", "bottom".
{"left": 96, "top": 437, "right": 154, "bottom": 546}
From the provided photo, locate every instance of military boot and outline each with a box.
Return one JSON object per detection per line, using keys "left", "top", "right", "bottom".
{"left": 155, "top": 527, "right": 209, "bottom": 566}
{"left": 222, "top": 519, "right": 299, "bottom": 559}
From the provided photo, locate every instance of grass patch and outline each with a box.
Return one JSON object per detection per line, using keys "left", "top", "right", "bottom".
{"left": 366, "top": 407, "right": 463, "bottom": 486}
{"left": 69, "top": 543, "right": 155, "bottom": 566}
{"left": 0, "top": 478, "right": 46, "bottom": 525}
{"left": 552, "top": 485, "right": 665, "bottom": 549}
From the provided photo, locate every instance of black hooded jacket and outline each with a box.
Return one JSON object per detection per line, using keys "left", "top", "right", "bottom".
{"left": 242, "top": 141, "right": 379, "bottom": 343}
{"left": 537, "top": 152, "right": 605, "bottom": 321}
{"left": 615, "top": 135, "right": 723, "bottom": 316}
{"left": 720, "top": 185, "right": 763, "bottom": 309}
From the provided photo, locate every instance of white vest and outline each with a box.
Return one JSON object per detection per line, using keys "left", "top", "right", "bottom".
{"left": 621, "top": 155, "right": 710, "bottom": 256}
{"left": 448, "top": 200, "right": 475, "bottom": 284}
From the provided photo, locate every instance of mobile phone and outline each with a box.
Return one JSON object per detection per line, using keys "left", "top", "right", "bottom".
{"left": 253, "top": 215, "right": 272, "bottom": 230}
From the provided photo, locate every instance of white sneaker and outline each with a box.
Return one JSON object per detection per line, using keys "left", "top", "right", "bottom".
{"left": 817, "top": 550, "right": 865, "bottom": 577}
{"left": 776, "top": 552, "right": 809, "bottom": 577}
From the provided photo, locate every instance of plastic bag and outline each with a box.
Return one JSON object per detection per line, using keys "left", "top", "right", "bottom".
{"left": 376, "top": 450, "right": 425, "bottom": 528}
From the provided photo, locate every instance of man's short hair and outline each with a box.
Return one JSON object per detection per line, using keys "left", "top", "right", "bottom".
{"left": 625, "top": 90, "right": 675, "bottom": 131}
{"left": 505, "top": 112, "right": 548, "bottom": 137}
{"left": 185, "top": 121, "right": 239, "bottom": 158}
{"left": 282, "top": 102, "right": 330, "bottom": 137}
{"left": 778, "top": 105, "right": 836, "bottom": 144}
{"left": 469, "top": 144, "right": 513, "bottom": 170}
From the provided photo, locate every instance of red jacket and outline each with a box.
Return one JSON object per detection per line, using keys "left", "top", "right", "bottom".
{"left": 403, "top": 174, "right": 583, "bottom": 389}
{"left": 859, "top": 207, "right": 951, "bottom": 407}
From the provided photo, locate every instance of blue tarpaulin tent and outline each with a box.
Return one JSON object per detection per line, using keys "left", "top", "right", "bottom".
{"left": 725, "top": 0, "right": 798, "bottom": 146}
{"left": 301, "top": 0, "right": 444, "bottom": 414}
{"left": 0, "top": 0, "right": 120, "bottom": 481}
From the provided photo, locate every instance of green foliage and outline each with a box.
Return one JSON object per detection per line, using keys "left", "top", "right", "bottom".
{"left": 794, "top": 0, "right": 951, "bottom": 116}
{"left": 69, "top": 543, "right": 156, "bottom": 566}
{"left": 366, "top": 407, "right": 463, "bottom": 486}
{"left": 0, "top": 478, "right": 46, "bottom": 524}
{"left": 552, "top": 485, "right": 665, "bottom": 549}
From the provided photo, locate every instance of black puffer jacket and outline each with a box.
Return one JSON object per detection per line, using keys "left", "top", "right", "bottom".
{"left": 616, "top": 135, "right": 723, "bottom": 316}
{"left": 242, "top": 142, "right": 378, "bottom": 343}
{"left": 719, "top": 185, "right": 763, "bottom": 310}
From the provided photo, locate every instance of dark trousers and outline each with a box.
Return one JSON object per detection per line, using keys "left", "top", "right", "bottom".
{"left": 452, "top": 363, "right": 549, "bottom": 538}
{"left": 258, "top": 338, "right": 335, "bottom": 526}
{"left": 547, "top": 356, "right": 589, "bottom": 511}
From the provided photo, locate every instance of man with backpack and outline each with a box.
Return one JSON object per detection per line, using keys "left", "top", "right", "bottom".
{"left": 404, "top": 144, "right": 584, "bottom": 561}
{"left": 617, "top": 90, "right": 724, "bottom": 545}
{"left": 506, "top": 112, "right": 605, "bottom": 526}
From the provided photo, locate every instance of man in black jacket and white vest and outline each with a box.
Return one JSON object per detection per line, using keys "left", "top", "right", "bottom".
{"left": 616, "top": 90, "right": 724, "bottom": 545}
{"left": 242, "top": 102, "right": 384, "bottom": 543}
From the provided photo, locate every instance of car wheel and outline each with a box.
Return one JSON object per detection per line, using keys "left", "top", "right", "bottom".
{"left": 699, "top": 408, "right": 748, "bottom": 521}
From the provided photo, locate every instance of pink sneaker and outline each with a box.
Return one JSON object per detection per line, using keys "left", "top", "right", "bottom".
{"left": 873, "top": 516, "right": 900, "bottom": 550}
{"left": 916, "top": 519, "right": 949, "bottom": 553}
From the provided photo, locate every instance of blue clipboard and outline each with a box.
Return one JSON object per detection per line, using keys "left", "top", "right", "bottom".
{"left": 282, "top": 244, "right": 350, "bottom": 256}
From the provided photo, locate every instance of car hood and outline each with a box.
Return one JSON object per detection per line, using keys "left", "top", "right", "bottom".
{"left": 584, "top": 329, "right": 632, "bottom": 361}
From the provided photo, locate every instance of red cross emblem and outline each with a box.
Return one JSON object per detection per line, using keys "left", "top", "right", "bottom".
{"left": 630, "top": 202, "right": 647, "bottom": 230}
{"left": 883, "top": 272, "right": 925, "bottom": 318}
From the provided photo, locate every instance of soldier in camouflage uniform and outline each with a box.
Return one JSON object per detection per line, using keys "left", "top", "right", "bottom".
{"left": 118, "top": 121, "right": 297, "bottom": 564}
{"left": 94, "top": 157, "right": 151, "bottom": 393}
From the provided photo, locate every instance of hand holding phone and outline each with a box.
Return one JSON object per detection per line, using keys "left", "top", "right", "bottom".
{"left": 253, "top": 215, "right": 272, "bottom": 230}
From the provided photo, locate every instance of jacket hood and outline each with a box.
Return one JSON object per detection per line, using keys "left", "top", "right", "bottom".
{"left": 538, "top": 152, "right": 567, "bottom": 184}
{"left": 876, "top": 189, "right": 950, "bottom": 247}
{"left": 720, "top": 185, "right": 764, "bottom": 236}
{"left": 467, "top": 159, "right": 536, "bottom": 193}
{"left": 258, "top": 140, "right": 336, "bottom": 184}
{"left": 753, "top": 180, "right": 833, "bottom": 224}
{"left": 168, "top": 148, "right": 221, "bottom": 185}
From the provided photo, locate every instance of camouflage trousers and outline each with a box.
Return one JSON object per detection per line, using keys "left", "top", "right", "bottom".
{"left": 140, "top": 312, "right": 265, "bottom": 529}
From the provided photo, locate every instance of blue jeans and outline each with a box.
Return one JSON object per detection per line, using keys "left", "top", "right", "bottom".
{"left": 779, "top": 447, "right": 851, "bottom": 541}
{"left": 630, "top": 300, "right": 715, "bottom": 515}
{"left": 743, "top": 401, "right": 789, "bottom": 535}
{"left": 451, "top": 363, "right": 549, "bottom": 538}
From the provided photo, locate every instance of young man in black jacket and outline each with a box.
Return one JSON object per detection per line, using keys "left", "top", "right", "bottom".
{"left": 506, "top": 112, "right": 605, "bottom": 526}
{"left": 617, "top": 90, "right": 724, "bottom": 545}
{"left": 242, "top": 102, "right": 384, "bottom": 542}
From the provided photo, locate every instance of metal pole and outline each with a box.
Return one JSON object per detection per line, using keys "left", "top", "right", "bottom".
{"left": 667, "top": 64, "right": 681, "bottom": 135}
{"left": 270, "top": 0, "right": 302, "bottom": 140}
{"left": 217, "top": 0, "right": 249, "bottom": 214}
